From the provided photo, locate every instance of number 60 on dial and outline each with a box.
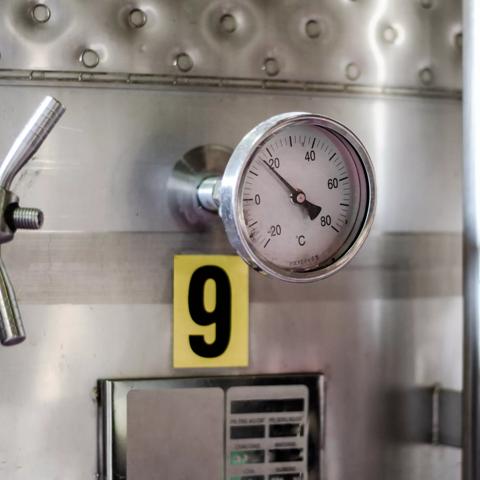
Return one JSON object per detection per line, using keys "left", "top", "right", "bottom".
{"left": 173, "top": 255, "right": 249, "bottom": 368}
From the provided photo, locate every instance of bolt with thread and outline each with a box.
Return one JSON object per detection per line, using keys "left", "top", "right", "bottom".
{"left": 11, "top": 207, "right": 44, "bottom": 230}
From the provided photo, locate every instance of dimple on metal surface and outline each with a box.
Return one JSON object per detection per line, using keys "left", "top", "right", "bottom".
{"left": 219, "top": 13, "right": 237, "bottom": 34}
{"left": 0, "top": 0, "right": 462, "bottom": 95}
{"left": 262, "top": 57, "right": 280, "bottom": 77}
{"left": 80, "top": 49, "right": 100, "bottom": 69}
{"left": 305, "top": 19, "right": 322, "bottom": 39}
{"left": 128, "top": 8, "right": 147, "bottom": 29}
{"left": 31, "top": 4, "right": 51, "bottom": 24}
{"left": 174, "top": 53, "right": 193, "bottom": 73}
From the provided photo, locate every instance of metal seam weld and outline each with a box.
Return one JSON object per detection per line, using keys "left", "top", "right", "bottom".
{"left": 0, "top": 69, "right": 462, "bottom": 100}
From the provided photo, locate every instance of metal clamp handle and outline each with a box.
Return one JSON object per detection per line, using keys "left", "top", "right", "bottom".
{"left": 0, "top": 96, "right": 65, "bottom": 189}
{"left": 0, "top": 258, "right": 24, "bottom": 346}
{"left": 0, "top": 96, "right": 65, "bottom": 346}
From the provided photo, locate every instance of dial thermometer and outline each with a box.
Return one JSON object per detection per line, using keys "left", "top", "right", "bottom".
{"left": 176, "top": 112, "right": 376, "bottom": 282}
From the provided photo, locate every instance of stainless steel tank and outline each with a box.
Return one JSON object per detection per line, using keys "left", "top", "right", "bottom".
{"left": 0, "top": 1, "right": 463, "bottom": 479}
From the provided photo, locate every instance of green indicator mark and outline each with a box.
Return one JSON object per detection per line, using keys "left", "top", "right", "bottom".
{"left": 231, "top": 451, "right": 247, "bottom": 465}
{"left": 230, "top": 449, "right": 265, "bottom": 465}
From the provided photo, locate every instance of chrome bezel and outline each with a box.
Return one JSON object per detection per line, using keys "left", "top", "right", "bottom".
{"left": 219, "top": 112, "right": 376, "bottom": 282}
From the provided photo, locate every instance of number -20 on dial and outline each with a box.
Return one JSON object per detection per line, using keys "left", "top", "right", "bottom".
{"left": 219, "top": 112, "right": 376, "bottom": 282}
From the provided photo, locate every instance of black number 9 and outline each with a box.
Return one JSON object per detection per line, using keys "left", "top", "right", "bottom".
{"left": 188, "top": 266, "right": 231, "bottom": 358}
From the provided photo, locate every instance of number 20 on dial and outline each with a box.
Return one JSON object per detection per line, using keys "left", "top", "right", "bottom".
{"left": 173, "top": 255, "right": 249, "bottom": 368}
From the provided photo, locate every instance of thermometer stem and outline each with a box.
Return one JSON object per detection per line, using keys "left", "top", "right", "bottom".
{"left": 197, "top": 176, "right": 221, "bottom": 212}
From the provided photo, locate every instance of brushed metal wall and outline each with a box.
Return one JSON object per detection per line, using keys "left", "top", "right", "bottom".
{"left": 0, "top": 0, "right": 463, "bottom": 479}
{"left": 0, "top": 85, "right": 461, "bottom": 480}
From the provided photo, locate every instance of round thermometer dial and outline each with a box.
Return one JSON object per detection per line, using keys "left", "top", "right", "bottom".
{"left": 219, "top": 112, "right": 375, "bottom": 282}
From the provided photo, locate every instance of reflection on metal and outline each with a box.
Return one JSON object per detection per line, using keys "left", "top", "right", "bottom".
{"left": 0, "top": 96, "right": 64, "bottom": 345}
{"left": 0, "top": 0, "right": 462, "bottom": 96}
{"left": 98, "top": 374, "right": 324, "bottom": 480}
{"left": 463, "top": 0, "right": 480, "bottom": 478}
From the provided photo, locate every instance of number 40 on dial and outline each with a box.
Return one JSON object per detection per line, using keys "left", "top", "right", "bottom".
{"left": 173, "top": 255, "right": 249, "bottom": 368}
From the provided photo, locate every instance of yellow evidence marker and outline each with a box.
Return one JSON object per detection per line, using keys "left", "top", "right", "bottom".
{"left": 173, "top": 255, "right": 249, "bottom": 368}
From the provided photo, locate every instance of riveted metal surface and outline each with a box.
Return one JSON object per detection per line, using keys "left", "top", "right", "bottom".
{"left": 0, "top": 0, "right": 462, "bottom": 93}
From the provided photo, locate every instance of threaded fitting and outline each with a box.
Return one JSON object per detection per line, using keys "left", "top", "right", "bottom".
{"left": 11, "top": 207, "right": 44, "bottom": 230}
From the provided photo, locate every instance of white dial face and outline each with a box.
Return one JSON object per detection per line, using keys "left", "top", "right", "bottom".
{"left": 238, "top": 122, "right": 368, "bottom": 274}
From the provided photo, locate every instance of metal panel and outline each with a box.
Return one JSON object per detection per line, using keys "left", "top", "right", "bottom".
{"left": 0, "top": 82, "right": 462, "bottom": 480}
{"left": 0, "top": 4, "right": 464, "bottom": 479}
{"left": 385, "top": 386, "right": 462, "bottom": 448}
{"left": 0, "top": 87, "right": 462, "bottom": 234}
{"left": 0, "top": 232, "right": 460, "bottom": 305}
{"left": 0, "top": 295, "right": 462, "bottom": 480}
{"left": 127, "top": 388, "right": 224, "bottom": 480}
{"left": 0, "top": 0, "right": 462, "bottom": 93}
{"left": 98, "top": 374, "right": 322, "bottom": 479}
